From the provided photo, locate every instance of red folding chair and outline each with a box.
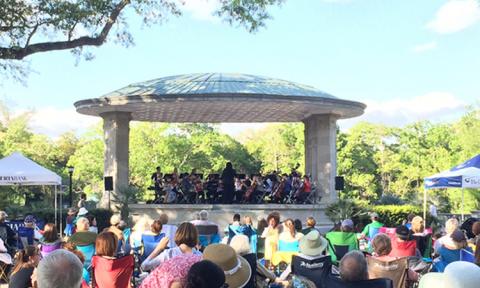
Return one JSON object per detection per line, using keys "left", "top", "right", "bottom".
{"left": 91, "top": 255, "right": 134, "bottom": 288}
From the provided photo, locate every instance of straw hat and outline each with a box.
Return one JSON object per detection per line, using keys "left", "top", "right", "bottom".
{"left": 299, "top": 230, "right": 328, "bottom": 257}
{"left": 203, "top": 244, "right": 251, "bottom": 288}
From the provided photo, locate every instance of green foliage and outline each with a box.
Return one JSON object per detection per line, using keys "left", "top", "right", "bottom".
{"left": 325, "top": 199, "right": 367, "bottom": 224}
{"left": 372, "top": 205, "right": 433, "bottom": 227}
{"left": 374, "top": 194, "right": 405, "bottom": 205}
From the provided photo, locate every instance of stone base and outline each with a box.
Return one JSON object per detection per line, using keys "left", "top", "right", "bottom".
{"left": 129, "top": 203, "right": 333, "bottom": 233}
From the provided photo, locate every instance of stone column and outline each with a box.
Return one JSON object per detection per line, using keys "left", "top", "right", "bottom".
{"left": 303, "top": 114, "right": 338, "bottom": 203}
{"left": 101, "top": 112, "right": 131, "bottom": 210}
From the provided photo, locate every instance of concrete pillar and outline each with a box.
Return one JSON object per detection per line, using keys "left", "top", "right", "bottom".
{"left": 303, "top": 114, "right": 338, "bottom": 203}
{"left": 101, "top": 112, "right": 131, "bottom": 210}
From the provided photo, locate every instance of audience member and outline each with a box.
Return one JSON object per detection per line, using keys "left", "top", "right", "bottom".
{"left": 434, "top": 218, "right": 459, "bottom": 251}
{"left": 390, "top": 225, "right": 418, "bottom": 257}
{"left": 64, "top": 208, "right": 78, "bottom": 236}
{"left": 0, "top": 211, "right": 16, "bottom": 248}
{"left": 86, "top": 214, "right": 98, "bottom": 234}
{"left": 77, "top": 192, "right": 87, "bottom": 209}
{"left": 8, "top": 246, "right": 40, "bottom": 288}
{"left": 301, "top": 217, "right": 317, "bottom": 235}
{"left": 361, "top": 212, "right": 383, "bottom": 240}
{"left": 23, "top": 215, "right": 42, "bottom": 242}
{"left": 434, "top": 229, "right": 472, "bottom": 272}
{"left": 419, "top": 261, "right": 480, "bottom": 288}
{"left": 243, "top": 216, "right": 257, "bottom": 253}
{"left": 278, "top": 218, "right": 303, "bottom": 251}
{"left": 141, "top": 222, "right": 201, "bottom": 271}
{"left": 35, "top": 249, "right": 83, "bottom": 288}
{"left": 341, "top": 219, "right": 354, "bottom": 232}
{"left": 339, "top": 250, "right": 369, "bottom": 282}
{"left": 468, "top": 221, "right": 480, "bottom": 244}
{"left": 0, "top": 237, "right": 12, "bottom": 267}
{"left": 203, "top": 243, "right": 251, "bottom": 288}
{"left": 475, "top": 237, "right": 480, "bottom": 266}
{"left": 96, "top": 231, "right": 118, "bottom": 259}
{"left": 160, "top": 213, "right": 178, "bottom": 248}
{"left": 104, "top": 214, "right": 125, "bottom": 244}
{"left": 68, "top": 217, "right": 97, "bottom": 246}
{"left": 404, "top": 213, "right": 415, "bottom": 230}
{"left": 130, "top": 217, "right": 150, "bottom": 248}
{"left": 256, "top": 217, "right": 268, "bottom": 259}
{"left": 261, "top": 212, "right": 281, "bottom": 267}
{"left": 39, "top": 223, "right": 62, "bottom": 257}
{"left": 226, "top": 213, "right": 243, "bottom": 243}
{"left": 185, "top": 260, "right": 226, "bottom": 288}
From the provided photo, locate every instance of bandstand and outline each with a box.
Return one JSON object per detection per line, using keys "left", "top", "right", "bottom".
{"left": 74, "top": 73, "right": 365, "bottom": 228}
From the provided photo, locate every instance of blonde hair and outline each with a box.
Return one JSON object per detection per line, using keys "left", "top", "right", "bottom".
{"left": 284, "top": 219, "right": 296, "bottom": 238}
{"left": 306, "top": 217, "right": 316, "bottom": 228}
{"left": 230, "top": 235, "right": 251, "bottom": 255}
{"left": 446, "top": 218, "right": 459, "bottom": 235}
{"left": 133, "top": 217, "right": 150, "bottom": 234}
{"left": 411, "top": 216, "right": 424, "bottom": 234}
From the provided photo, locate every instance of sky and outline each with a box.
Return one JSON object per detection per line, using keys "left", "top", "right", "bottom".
{"left": 1, "top": 0, "right": 479, "bottom": 138}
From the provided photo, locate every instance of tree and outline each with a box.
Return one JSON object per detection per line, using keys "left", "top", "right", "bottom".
{"left": 0, "top": 0, "right": 284, "bottom": 77}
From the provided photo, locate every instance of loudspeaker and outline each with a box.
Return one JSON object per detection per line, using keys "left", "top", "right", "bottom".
{"left": 335, "top": 176, "right": 344, "bottom": 191}
{"left": 104, "top": 176, "right": 113, "bottom": 191}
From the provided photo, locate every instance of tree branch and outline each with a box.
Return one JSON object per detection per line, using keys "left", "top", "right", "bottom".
{"left": 0, "top": 0, "right": 130, "bottom": 60}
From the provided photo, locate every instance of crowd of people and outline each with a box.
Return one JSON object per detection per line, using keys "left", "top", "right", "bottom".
{"left": 1, "top": 207, "right": 480, "bottom": 288}
{"left": 149, "top": 163, "right": 314, "bottom": 205}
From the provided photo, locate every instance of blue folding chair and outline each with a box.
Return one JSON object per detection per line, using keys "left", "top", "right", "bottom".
{"left": 77, "top": 243, "right": 95, "bottom": 269}
{"left": 141, "top": 233, "right": 165, "bottom": 261}
{"left": 460, "top": 248, "right": 475, "bottom": 263}
{"left": 17, "top": 227, "right": 34, "bottom": 249}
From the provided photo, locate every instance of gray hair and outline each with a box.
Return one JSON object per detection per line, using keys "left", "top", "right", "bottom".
{"left": 230, "top": 235, "right": 251, "bottom": 255}
{"left": 339, "top": 250, "right": 368, "bottom": 282}
{"left": 0, "top": 211, "right": 7, "bottom": 222}
{"left": 199, "top": 210, "right": 209, "bottom": 221}
{"left": 37, "top": 249, "right": 83, "bottom": 288}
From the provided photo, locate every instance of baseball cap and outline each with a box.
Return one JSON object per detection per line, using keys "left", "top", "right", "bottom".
{"left": 341, "top": 219, "right": 354, "bottom": 228}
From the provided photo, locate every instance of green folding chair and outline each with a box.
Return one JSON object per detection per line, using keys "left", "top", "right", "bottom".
{"left": 325, "top": 231, "right": 359, "bottom": 264}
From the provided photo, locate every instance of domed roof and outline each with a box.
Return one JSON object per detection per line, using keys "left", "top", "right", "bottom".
{"left": 75, "top": 73, "right": 365, "bottom": 122}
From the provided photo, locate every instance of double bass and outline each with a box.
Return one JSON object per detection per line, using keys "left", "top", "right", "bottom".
{"left": 245, "top": 177, "right": 257, "bottom": 202}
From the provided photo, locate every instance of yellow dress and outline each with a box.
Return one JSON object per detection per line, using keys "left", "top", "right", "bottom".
{"left": 262, "top": 226, "right": 279, "bottom": 261}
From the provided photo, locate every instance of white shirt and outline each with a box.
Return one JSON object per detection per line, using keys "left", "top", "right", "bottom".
{"left": 140, "top": 246, "right": 202, "bottom": 271}
{"left": 429, "top": 204, "right": 438, "bottom": 218}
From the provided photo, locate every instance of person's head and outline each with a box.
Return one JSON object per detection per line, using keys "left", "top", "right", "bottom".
{"left": 95, "top": 231, "right": 118, "bottom": 257}
{"left": 244, "top": 216, "right": 253, "bottom": 225}
{"left": 407, "top": 213, "right": 415, "bottom": 223}
{"left": 80, "top": 193, "right": 87, "bottom": 200}
{"left": 445, "top": 218, "right": 459, "bottom": 235}
{"left": 185, "top": 260, "right": 226, "bottom": 288}
{"left": 450, "top": 229, "right": 467, "bottom": 249}
{"left": 0, "top": 211, "right": 7, "bottom": 222}
{"left": 369, "top": 212, "right": 379, "bottom": 222}
{"left": 395, "top": 225, "right": 411, "bottom": 241}
{"left": 159, "top": 213, "right": 169, "bottom": 225}
{"left": 411, "top": 216, "right": 424, "bottom": 234}
{"left": 341, "top": 219, "right": 354, "bottom": 233}
{"left": 133, "top": 217, "right": 150, "bottom": 234}
{"left": 294, "top": 219, "right": 303, "bottom": 232}
{"left": 257, "top": 218, "right": 268, "bottom": 232}
{"left": 175, "top": 222, "right": 198, "bottom": 247}
{"left": 306, "top": 217, "right": 316, "bottom": 228}
{"left": 199, "top": 210, "right": 209, "bottom": 221}
{"left": 283, "top": 218, "right": 296, "bottom": 238}
{"left": 151, "top": 219, "right": 163, "bottom": 234}
{"left": 42, "top": 223, "right": 59, "bottom": 243}
{"left": 86, "top": 214, "right": 97, "bottom": 227}
{"left": 299, "top": 230, "right": 328, "bottom": 257}
{"left": 475, "top": 237, "right": 480, "bottom": 265}
{"left": 12, "top": 245, "right": 40, "bottom": 274}
{"left": 339, "top": 250, "right": 369, "bottom": 282}
{"left": 226, "top": 162, "right": 232, "bottom": 169}
{"left": 36, "top": 249, "right": 83, "bottom": 288}
{"left": 267, "top": 212, "right": 280, "bottom": 228}
{"left": 303, "top": 175, "right": 309, "bottom": 181}
{"left": 24, "top": 215, "right": 36, "bottom": 228}
{"left": 203, "top": 244, "right": 251, "bottom": 288}
{"left": 110, "top": 214, "right": 121, "bottom": 227}
{"left": 156, "top": 166, "right": 161, "bottom": 172}
{"left": 230, "top": 234, "right": 251, "bottom": 256}
{"left": 472, "top": 221, "right": 480, "bottom": 237}
{"left": 372, "top": 233, "right": 392, "bottom": 256}
{"left": 233, "top": 213, "right": 241, "bottom": 222}
{"left": 76, "top": 217, "right": 90, "bottom": 231}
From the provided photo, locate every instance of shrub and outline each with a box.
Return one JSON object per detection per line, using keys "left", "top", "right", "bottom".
{"left": 371, "top": 205, "right": 433, "bottom": 227}
{"left": 326, "top": 199, "right": 367, "bottom": 225}
{"left": 374, "top": 194, "right": 404, "bottom": 205}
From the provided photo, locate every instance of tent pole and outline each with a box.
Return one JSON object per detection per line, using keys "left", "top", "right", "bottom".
{"left": 461, "top": 188, "right": 464, "bottom": 222}
{"left": 423, "top": 188, "right": 427, "bottom": 222}
{"left": 60, "top": 187, "right": 63, "bottom": 237}
{"left": 54, "top": 185, "right": 57, "bottom": 229}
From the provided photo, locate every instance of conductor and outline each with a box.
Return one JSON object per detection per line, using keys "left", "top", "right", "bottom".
{"left": 221, "top": 162, "right": 236, "bottom": 204}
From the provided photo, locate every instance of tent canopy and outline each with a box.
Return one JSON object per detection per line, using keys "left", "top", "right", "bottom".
{"left": 424, "top": 154, "right": 480, "bottom": 189}
{"left": 0, "top": 152, "right": 62, "bottom": 186}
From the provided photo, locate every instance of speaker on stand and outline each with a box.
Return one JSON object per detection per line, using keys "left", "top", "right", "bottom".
{"left": 104, "top": 176, "right": 113, "bottom": 210}
{"left": 335, "top": 176, "right": 345, "bottom": 191}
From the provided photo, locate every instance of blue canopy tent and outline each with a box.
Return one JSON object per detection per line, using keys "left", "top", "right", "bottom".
{"left": 424, "top": 154, "right": 480, "bottom": 220}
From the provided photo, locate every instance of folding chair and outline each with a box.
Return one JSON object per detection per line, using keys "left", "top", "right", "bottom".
{"left": 77, "top": 243, "right": 96, "bottom": 270}
{"left": 291, "top": 255, "right": 332, "bottom": 288}
{"left": 91, "top": 255, "right": 135, "bottom": 288}
{"left": 326, "top": 274, "right": 394, "bottom": 288}
{"left": 0, "top": 262, "right": 9, "bottom": 283}
{"left": 17, "top": 226, "right": 34, "bottom": 249}
{"left": 460, "top": 248, "right": 475, "bottom": 263}
{"left": 140, "top": 233, "right": 165, "bottom": 262}
{"left": 390, "top": 238, "right": 417, "bottom": 257}
{"left": 325, "top": 231, "right": 359, "bottom": 264}
{"left": 367, "top": 256, "right": 408, "bottom": 288}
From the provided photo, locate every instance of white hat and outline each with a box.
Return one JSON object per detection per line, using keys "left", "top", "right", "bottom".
{"left": 78, "top": 207, "right": 88, "bottom": 216}
{"left": 419, "top": 261, "right": 480, "bottom": 288}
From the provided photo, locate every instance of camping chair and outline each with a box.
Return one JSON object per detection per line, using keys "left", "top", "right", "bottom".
{"left": 271, "top": 240, "right": 300, "bottom": 266}
{"left": 77, "top": 243, "right": 96, "bottom": 270}
{"left": 460, "top": 248, "right": 475, "bottom": 263}
{"left": 196, "top": 225, "right": 221, "bottom": 249}
{"left": 242, "top": 253, "right": 257, "bottom": 288}
{"left": 91, "top": 255, "right": 135, "bottom": 288}
{"left": 17, "top": 226, "right": 35, "bottom": 249}
{"left": 367, "top": 256, "right": 408, "bottom": 288}
{"left": 0, "top": 262, "right": 9, "bottom": 283}
{"left": 325, "top": 231, "right": 359, "bottom": 264}
{"left": 390, "top": 239, "right": 417, "bottom": 258}
{"left": 291, "top": 255, "right": 332, "bottom": 288}
{"left": 326, "top": 275, "right": 394, "bottom": 288}
{"left": 412, "top": 234, "right": 433, "bottom": 259}
{"left": 141, "top": 233, "right": 165, "bottom": 261}
{"left": 39, "top": 241, "right": 62, "bottom": 258}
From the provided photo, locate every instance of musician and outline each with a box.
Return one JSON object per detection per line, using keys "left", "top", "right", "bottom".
{"left": 206, "top": 175, "right": 219, "bottom": 204}
{"left": 233, "top": 177, "right": 244, "bottom": 204}
{"left": 151, "top": 166, "right": 163, "bottom": 201}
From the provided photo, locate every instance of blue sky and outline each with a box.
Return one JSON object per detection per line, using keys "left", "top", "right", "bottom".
{"left": 1, "top": 0, "right": 479, "bottom": 137}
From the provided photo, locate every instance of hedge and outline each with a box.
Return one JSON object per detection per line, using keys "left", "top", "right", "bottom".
{"left": 371, "top": 205, "right": 433, "bottom": 227}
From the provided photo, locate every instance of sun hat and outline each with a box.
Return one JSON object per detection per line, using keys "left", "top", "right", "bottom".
{"left": 419, "top": 261, "right": 480, "bottom": 288}
{"left": 77, "top": 207, "right": 88, "bottom": 216}
{"left": 341, "top": 219, "right": 354, "bottom": 228}
{"left": 203, "top": 243, "right": 251, "bottom": 288}
{"left": 369, "top": 212, "right": 379, "bottom": 219}
{"left": 299, "top": 230, "right": 328, "bottom": 257}
{"left": 110, "top": 214, "right": 121, "bottom": 226}
{"left": 24, "top": 215, "right": 36, "bottom": 224}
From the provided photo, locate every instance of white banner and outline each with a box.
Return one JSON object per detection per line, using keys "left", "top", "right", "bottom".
{"left": 463, "top": 176, "right": 480, "bottom": 188}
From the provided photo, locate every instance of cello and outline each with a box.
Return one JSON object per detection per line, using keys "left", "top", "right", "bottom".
{"left": 245, "top": 176, "right": 257, "bottom": 202}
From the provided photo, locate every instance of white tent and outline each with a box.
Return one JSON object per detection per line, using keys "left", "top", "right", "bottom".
{"left": 0, "top": 152, "right": 63, "bottom": 230}
{"left": 0, "top": 152, "right": 62, "bottom": 185}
